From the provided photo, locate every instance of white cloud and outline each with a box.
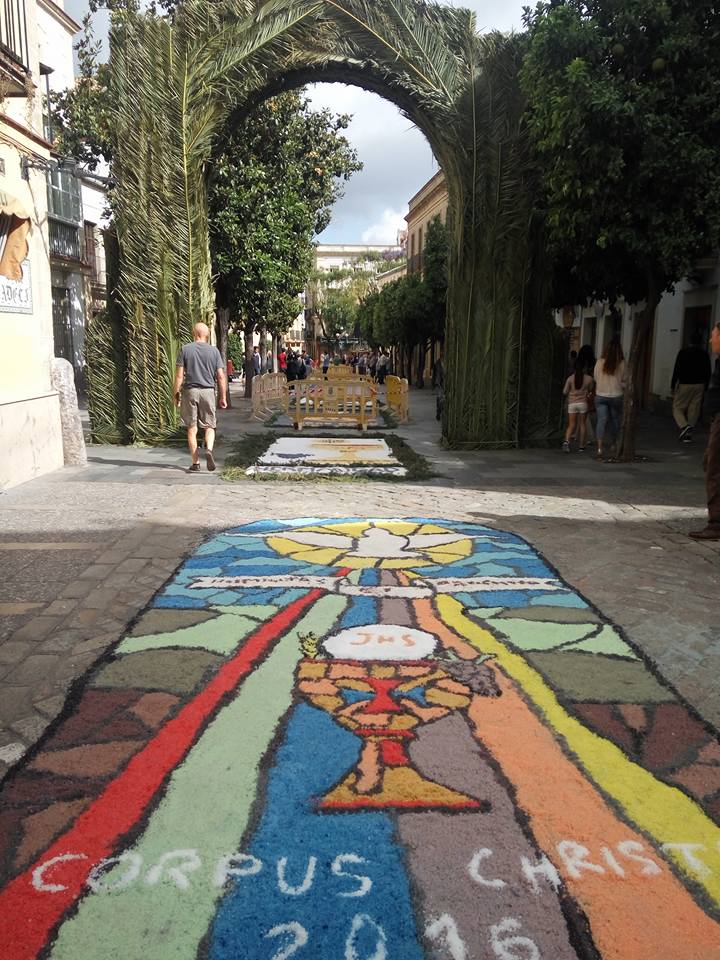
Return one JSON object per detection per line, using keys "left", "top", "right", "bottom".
{"left": 361, "top": 208, "right": 408, "bottom": 244}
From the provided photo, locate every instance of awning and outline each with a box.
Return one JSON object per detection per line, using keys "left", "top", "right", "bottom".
{"left": 0, "top": 188, "right": 32, "bottom": 225}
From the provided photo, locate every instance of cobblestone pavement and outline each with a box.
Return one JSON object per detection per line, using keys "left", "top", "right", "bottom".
{"left": 0, "top": 388, "right": 717, "bottom": 778}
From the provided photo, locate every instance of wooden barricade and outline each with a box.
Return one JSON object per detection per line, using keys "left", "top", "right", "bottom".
{"left": 293, "top": 379, "right": 377, "bottom": 431}
{"left": 252, "top": 372, "right": 288, "bottom": 418}
{"left": 326, "top": 364, "right": 354, "bottom": 380}
{"left": 385, "top": 375, "right": 409, "bottom": 422}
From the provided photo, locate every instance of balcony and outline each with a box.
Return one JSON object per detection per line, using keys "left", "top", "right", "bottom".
{"left": 0, "top": 0, "right": 29, "bottom": 94}
{"left": 49, "top": 218, "right": 83, "bottom": 263}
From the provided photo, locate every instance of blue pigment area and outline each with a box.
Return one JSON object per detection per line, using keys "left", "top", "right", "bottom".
{"left": 208, "top": 703, "right": 424, "bottom": 960}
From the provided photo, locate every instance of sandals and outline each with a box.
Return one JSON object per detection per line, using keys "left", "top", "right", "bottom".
{"left": 206, "top": 450, "right": 216, "bottom": 472}
{"left": 188, "top": 462, "right": 201, "bottom": 473}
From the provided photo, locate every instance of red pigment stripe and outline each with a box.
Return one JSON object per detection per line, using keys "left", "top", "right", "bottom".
{"left": 0, "top": 581, "right": 339, "bottom": 960}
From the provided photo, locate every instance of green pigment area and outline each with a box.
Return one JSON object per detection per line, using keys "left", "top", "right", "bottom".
{"left": 50, "top": 594, "right": 347, "bottom": 960}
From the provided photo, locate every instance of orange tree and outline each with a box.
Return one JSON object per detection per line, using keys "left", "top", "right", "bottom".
{"left": 522, "top": 0, "right": 720, "bottom": 459}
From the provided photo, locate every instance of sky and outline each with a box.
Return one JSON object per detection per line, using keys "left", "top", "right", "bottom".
{"left": 63, "top": 0, "right": 526, "bottom": 244}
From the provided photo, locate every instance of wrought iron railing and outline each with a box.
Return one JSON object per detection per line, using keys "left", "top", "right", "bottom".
{"left": 49, "top": 217, "right": 83, "bottom": 262}
{"left": 0, "top": 0, "right": 29, "bottom": 69}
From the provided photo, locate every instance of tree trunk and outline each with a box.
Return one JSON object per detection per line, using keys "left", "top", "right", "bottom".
{"left": 617, "top": 276, "right": 660, "bottom": 462}
{"left": 259, "top": 325, "right": 267, "bottom": 372}
{"left": 416, "top": 341, "right": 427, "bottom": 388}
{"left": 215, "top": 308, "right": 230, "bottom": 407}
{"left": 244, "top": 326, "right": 254, "bottom": 399}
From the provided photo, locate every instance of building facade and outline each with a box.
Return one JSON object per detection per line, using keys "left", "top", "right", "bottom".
{"left": 0, "top": 0, "right": 64, "bottom": 488}
{"left": 405, "top": 170, "right": 447, "bottom": 275}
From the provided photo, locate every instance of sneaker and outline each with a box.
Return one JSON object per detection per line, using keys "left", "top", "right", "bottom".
{"left": 579, "top": 445, "right": 586, "bottom": 452}
{"left": 562, "top": 441, "right": 570, "bottom": 453}
{"left": 679, "top": 425, "right": 692, "bottom": 442}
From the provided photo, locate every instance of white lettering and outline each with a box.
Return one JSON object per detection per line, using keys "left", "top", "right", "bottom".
{"left": 86, "top": 852, "right": 143, "bottom": 892}
{"left": 556, "top": 841, "right": 605, "bottom": 880}
{"left": 662, "top": 843, "right": 711, "bottom": 877}
{"left": 277, "top": 856, "right": 317, "bottom": 896}
{"left": 468, "top": 848, "right": 507, "bottom": 888}
{"left": 214, "top": 852, "right": 263, "bottom": 887}
{"left": 345, "top": 914, "right": 387, "bottom": 960}
{"left": 490, "top": 917, "right": 540, "bottom": 960}
{"left": 519, "top": 854, "right": 562, "bottom": 894}
{"left": 600, "top": 846, "right": 626, "bottom": 877}
{"left": 331, "top": 853, "right": 373, "bottom": 897}
{"left": 32, "top": 853, "right": 88, "bottom": 893}
{"left": 616, "top": 840, "right": 662, "bottom": 876}
{"left": 425, "top": 914, "right": 468, "bottom": 959}
{"left": 145, "top": 849, "right": 201, "bottom": 889}
{"left": 265, "top": 922, "right": 308, "bottom": 960}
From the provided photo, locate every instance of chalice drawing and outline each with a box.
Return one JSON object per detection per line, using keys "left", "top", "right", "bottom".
{"left": 296, "top": 625, "right": 497, "bottom": 810}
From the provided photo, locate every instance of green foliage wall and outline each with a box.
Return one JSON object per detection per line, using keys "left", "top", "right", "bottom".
{"left": 105, "top": 0, "right": 556, "bottom": 447}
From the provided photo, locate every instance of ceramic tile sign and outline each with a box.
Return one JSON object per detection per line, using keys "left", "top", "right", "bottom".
{"left": 248, "top": 437, "right": 407, "bottom": 477}
{"left": 1, "top": 518, "right": 719, "bottom": 960}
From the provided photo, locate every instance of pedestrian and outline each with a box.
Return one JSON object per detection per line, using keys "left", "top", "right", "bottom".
{"left": 369, "top": 351, "right": 378, "bottom": 380}
{"left": 377, "top": 350, "right": 388, "bottom": 385}
{"left": 304, "top": 353, "right": 314, "bottom": 376}
{"left": 278, "top": 347, "right": 287, "bottom": 373}
{"left": 562, "top": 358, "right": 594, "bottom": 453}
{"left": 286, "top": 350, "right": 298, "bottom": 382}
{"left": 252, "top": 346, "right": 261, "bottom": 377}
{"left": 671, "top": 333, "right": 711, "bottom": 443}
{"left": 689, "top": 354, "right": 720, "bottom": 540}
{"left": 577, "top": 344, "right": 597, "bottom": 439}
{"left": 593, "top": 339, "right": 626, "bottom": 461}
{"left": 266, "top": 348, "right": 273, "bottom": 373}
{"left": 173, "top": 322, "right": 227, "bottom": 473}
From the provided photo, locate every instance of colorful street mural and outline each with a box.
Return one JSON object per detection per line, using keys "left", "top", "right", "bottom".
{"left": 248, "top": 438, "right": 407, "bottom": 477}
{"left": 0, "top": 518, "right": 719, "bottom": 960}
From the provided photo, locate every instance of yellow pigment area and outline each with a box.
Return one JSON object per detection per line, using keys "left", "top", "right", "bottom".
{"left": 438, "top": 596, "right": 720, "bottom": 908}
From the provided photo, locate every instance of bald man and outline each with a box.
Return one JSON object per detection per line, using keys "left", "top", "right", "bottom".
{"left": 173, "top": 322, "right": 227, "bottom": 472}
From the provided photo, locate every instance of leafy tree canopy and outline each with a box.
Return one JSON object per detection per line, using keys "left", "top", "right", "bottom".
{"left": 521, "top": 0, "right": 720, "bottom": 458}
{"left": 521, "top": 0, "right": 720, "bottom": 306}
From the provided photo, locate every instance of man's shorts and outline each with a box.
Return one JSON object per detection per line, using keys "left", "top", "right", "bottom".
{"left": 181, "top": 387, "right": 217, "bottom": 428}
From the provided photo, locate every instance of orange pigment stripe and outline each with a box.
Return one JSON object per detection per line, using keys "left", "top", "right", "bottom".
{"left": 416, "top": 601, "right": 720, "bottom": 960}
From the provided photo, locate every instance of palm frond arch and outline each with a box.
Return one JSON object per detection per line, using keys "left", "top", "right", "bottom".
{"left": 98, "top": 0, "right": 561, "bottom": 446}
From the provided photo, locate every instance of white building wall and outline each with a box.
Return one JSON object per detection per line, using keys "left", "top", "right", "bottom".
{"left": 0, "top": 0, "right": 67, "bottom": 488}
{"left": 36, "top": 0, "right": 76, "bottom": 92}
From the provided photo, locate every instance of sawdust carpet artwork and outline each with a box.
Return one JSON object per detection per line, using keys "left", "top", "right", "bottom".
{"left": 0, "top": 518, "right": 719, "bottom": 959}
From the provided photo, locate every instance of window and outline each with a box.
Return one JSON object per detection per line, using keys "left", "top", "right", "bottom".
{"left": 0, "top": 0, "right": 29, "bottom": 70}
{"left": 52, "top": 286, "right": 73, "bottom": 363}
{"left": 47, "top": 166, "right": 82, "bottom": 225}
{"left": 84, "top": 221, "right": 97, "bottom": 274}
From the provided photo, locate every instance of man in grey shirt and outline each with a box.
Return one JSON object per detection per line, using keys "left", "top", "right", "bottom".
{"left": 173, "top": 322, "right": 227, "bottom": 472}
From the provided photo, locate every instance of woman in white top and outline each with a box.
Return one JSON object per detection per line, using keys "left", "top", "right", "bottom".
{"left": 593, "top": 340, "right": 626, "bottom": 460}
